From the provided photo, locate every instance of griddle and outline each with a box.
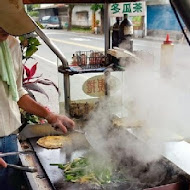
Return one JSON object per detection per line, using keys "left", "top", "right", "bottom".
{"left": 28, "top": 133, "right": 190, "bottom": 190}
{"left": 29, "top": 137, "right": 143, "bottom": 190}
{"left": 29, "top": 137, "right": 89, "bottom": 190}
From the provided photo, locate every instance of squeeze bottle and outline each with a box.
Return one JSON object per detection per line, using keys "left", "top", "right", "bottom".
{"left": 160, "top": 34, "right": 174, "bottom": 77}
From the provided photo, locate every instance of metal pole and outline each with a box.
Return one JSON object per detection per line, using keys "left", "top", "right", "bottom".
{"left": 104, "top": 2, "right": 111, "bottom": 96}
{"left": 34, "top": 26, "right": 68, "bottom": 67}
{"left": 63, "top": 74, "right": 70, "bottom": 114}
{"left": 34, "top": 25, "right": 70, "bottom": 114}
{"left": 104, "top": 2, "right": 110, "bottom": 57}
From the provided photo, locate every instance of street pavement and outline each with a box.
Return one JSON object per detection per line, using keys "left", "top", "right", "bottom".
{"left": 28, "top": 29, "right": 190, "bottom": 114}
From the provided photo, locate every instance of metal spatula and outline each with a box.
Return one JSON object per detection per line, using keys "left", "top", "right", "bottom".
{"left": 72, "top": 129, "right": 85, "bottom": 134}
{"left": 0, "top": 149, "right": 34, "bottom": 157}
{"left": 72, "top": 129, "right": 97, "bottom": 150}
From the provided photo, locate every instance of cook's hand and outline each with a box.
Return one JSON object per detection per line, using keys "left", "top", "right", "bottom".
{"left": 46, "top": 112, "right": 75, "bottom": 133}
{"left": 0, "top": 158, "right": 7, "bottom": 168}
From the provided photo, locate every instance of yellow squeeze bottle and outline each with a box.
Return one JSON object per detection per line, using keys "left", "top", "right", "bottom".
{"left": 160, "top": 34, "right": 174, "bottom": 77}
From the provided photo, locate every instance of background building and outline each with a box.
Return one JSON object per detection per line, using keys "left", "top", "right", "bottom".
{"left": 146, "top": 0, "right": 185, "bottom": 39}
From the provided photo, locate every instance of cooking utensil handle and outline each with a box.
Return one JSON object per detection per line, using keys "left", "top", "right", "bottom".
{"left": 7, "top": 164, "right": 37, "bottom": 173}
{"left": 73, "top": 129, "right": 85, "bottom": 134}
{"left": 0, "top": 149, "right": 34, "bottom": 157}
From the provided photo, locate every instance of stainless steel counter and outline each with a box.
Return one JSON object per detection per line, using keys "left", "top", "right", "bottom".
{"left": 164, "top": 141, "right": 190, "bottom": 177}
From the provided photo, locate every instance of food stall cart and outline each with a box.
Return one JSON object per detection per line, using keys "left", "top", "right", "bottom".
{"left": 16, "top": 0, "right": 190, "bottom": 189}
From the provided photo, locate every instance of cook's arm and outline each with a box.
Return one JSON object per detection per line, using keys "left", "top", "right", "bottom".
{"left": 17, "top": 95, "right": 75, "bottom": 133}
{"left": 16, "top": 38, "right": 74, "bottom": 134}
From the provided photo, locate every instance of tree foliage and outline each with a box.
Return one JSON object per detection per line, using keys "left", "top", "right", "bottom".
{"left": 90, "top": 4, "right": 103, "bottom": 12}
{"left": 26, "top": 4, "right": 40, "bottom": 12}
{"left": 91, "top": 4, "right": 104, "bottom": 34}
{"left": 26, "top": 4, "right": 40, "bottom": 17}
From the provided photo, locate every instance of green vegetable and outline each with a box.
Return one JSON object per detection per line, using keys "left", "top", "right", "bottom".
{"left": 50, "top": 157, "right": 112, "bottom": 186}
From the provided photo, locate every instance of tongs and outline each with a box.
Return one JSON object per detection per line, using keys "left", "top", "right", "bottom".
{"left": 0, "top": 149, "right": 37, "bottom": 173}
{"left": 0, "top": 149, "right": 34, "bottom": 158}
{"left": 7, "top": 164, "right": 37, "bottom": 173}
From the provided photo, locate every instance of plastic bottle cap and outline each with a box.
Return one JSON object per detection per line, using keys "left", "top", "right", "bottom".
{"left": 164, "top": 34, "right": 172, "bottom": 44}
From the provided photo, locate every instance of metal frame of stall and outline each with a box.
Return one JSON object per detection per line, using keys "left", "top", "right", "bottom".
{"left": 18, "top": 1, "right": 190, "bottom": 190}
{"left": 23, "top": 0, "right": 140, "bottom": 115}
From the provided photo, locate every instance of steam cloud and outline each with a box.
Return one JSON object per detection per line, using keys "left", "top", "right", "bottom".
{"left": 85, "top": 45, "right": 190, "bottom": 165}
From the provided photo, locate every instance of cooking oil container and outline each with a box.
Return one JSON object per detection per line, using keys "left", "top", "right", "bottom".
{"left": 160, "top": 34, "right": 174, "bottom": 77}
